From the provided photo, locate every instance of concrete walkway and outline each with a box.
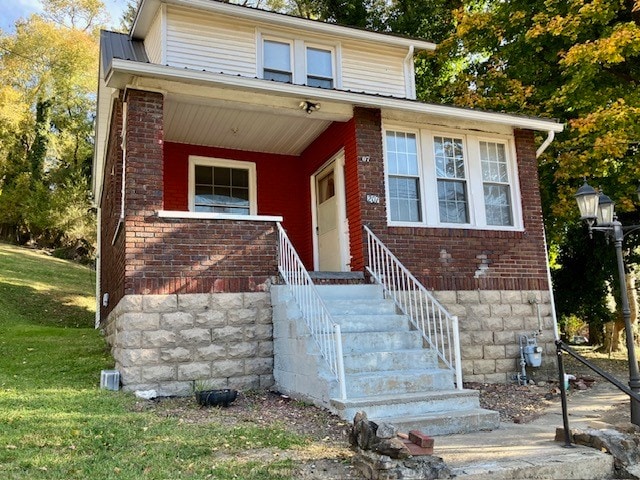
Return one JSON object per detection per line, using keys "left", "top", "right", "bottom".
{"left": 432, "top": 382, "right": 630, "bottom": 479}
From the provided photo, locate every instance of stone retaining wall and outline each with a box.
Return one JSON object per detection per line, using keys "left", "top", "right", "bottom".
{"left": 102, "top": 292, "right": 274, "bottom": 395}
{"left": 433, "top": 289, "right": 556, "bottom": 383}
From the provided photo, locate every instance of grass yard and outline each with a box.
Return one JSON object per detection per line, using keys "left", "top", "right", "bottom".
{"left": 0, "top": 243, "right": 313, "bottom": 479}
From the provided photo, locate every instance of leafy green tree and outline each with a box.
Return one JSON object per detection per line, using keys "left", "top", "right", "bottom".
{"left": 0, "top": 0, "right": 102, "bottom": 254}
{"left": 429, "top": 0, "right": 640, "bottom": 347}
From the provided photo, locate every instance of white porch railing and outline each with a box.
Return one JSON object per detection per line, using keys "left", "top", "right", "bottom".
{"left": 364, "top": 225, "right": 463, "bottom": 390}
{"left": 276, "top": 223, "right": 347, "bottom": 400}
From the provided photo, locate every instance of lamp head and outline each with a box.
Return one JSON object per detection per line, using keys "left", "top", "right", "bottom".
{"left": 575, "top": 181, "right": 598, "bottom": 226}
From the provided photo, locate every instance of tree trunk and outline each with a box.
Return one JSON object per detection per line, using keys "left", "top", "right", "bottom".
{"left": 604, "top": 271, "right": 639, "bottom": 352}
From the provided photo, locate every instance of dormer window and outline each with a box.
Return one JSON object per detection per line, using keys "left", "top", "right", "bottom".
{"left": 306, "top": 46, "right": 333, "bottom": 89}
{"left": 263, "top": 40, "right": 292, "bottom": 83}
{"left": 259, "top": 34, "right": 338, "bottom": 89}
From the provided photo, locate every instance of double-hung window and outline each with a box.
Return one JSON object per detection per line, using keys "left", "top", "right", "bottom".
{"left": 260, "top": 35, "right": 337, "bottom": 89}
{"left": 385, "top": 131, "right": 422, "bottom": 222}
{"left": 263, "top": 40, "right": 292, "bottom": 83}
{"left": 434, "top": 136, "right": 469, "bottom": 224}
{"left": 480, "top": 141, "right": 513, "bottom": 226}
{"left": 189, "top": 157, "right": 257, "bottom": 216}
{"left": 384, "top": 127, "right": 520, "bottom": 230}
{"left": 306, "top": 46, "right": 333, "bottom": 88}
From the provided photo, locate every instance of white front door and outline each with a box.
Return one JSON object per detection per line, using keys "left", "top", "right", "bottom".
{"left": 313, "top": 154, "right": 349, "bottom": 271}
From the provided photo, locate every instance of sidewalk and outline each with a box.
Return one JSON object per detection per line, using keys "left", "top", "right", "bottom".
{"left": 433, "top": 382, "right": 630, "bottom": 479}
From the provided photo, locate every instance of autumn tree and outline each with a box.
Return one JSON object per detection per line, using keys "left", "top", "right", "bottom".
{"left": 429, "top": 0, "right": 640, "bottom": 347}
{"left": 0, "top": 0, "right": 102, "bottom": 255}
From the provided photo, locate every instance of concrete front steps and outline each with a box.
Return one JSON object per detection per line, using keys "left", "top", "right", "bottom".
{"left": 272, "top": 282, "right": 498, "bottom": 436}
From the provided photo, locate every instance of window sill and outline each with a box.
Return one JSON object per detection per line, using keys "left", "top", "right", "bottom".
{"left": 387, "top": 221, "right": 524, "bottom": 232}
{"left": 158, "top": 210, "right": 283, "bottom": 222}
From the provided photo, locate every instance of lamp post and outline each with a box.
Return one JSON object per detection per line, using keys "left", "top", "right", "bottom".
{"left": 574, "top": 181, "right": 640, "bottom": 425}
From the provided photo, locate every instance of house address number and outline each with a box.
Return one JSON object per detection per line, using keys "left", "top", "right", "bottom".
{"left": 359, "top": 156, "right": 371, "bottom": 163}
{"left": 366, "top": 194, "right": 380, "bottom": 204}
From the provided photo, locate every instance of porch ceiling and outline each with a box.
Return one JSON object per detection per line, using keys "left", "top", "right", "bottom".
{"left": 164, "top": 97, "right": 332, "bottom": 155}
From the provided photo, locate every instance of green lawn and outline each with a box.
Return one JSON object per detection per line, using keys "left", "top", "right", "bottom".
{"left": 0, "top": 243, "right": 304, "bottom": 479}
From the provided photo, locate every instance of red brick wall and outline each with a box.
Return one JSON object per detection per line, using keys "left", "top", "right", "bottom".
{"left": 100, "top": 97, "right": 125, "bottom": 319}
{"left": 124, "top": 218, "right": 277, "bottom": 294}
{"left": 353, "top": 108, "right": 549, "bottom": 291}
{"left": 99, "top": 90, "right": 548, "bottom": 309}
{"left": 117, "top": 92, "right": 279, "bottom": 296}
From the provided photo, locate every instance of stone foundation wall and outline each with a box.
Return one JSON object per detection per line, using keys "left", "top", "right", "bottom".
{"left": 432, "top": 290, "right": 556, "bottom": 383}
{"left": 102, "top": 292, "right": 274, "bottom": 396}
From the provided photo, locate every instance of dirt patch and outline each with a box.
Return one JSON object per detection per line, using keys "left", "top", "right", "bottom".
{"left": 136, "top": 348, "right": 632, "bottom": 478}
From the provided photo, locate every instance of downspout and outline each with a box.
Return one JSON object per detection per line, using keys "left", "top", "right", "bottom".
{"left": 95, "top": 208, "right": 101, "bottom": 328}
{"left": 404, "top": 45, "right": 415, "bottom": 100}
{"left": 112, "top": 100, "right": 127, "bottom": 245}
{"left": 536, "top": 130, "right": 560, "bottom": 341}
{"left": 536, "top": 130, "right": 554, "bottom": 158}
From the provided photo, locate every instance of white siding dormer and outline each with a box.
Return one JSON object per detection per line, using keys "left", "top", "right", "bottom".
{"left": 144, "top": 6, "right": 165, "bottom": 64}
{"left": 157, "top": 5, "right": 416, "bottom": 98}
{"left": 165, "top": 6, "right": 256, "bottom": 77}
{"left": 341, "top": 41, "right": 408, "bottom": 97}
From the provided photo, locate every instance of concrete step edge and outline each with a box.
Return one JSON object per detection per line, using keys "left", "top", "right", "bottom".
{"left": 330, "top": 389, "right": 479, "bottom": 408}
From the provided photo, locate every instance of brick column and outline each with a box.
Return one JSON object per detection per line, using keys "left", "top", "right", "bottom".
{"left": 351, "top": 107, "right": 385, "bottom": 270}
{"left": 124, "top": 89, "right": 164, "bottom": 215}
{"left": 123, "top": 89, "right": 165, "bottom": 295}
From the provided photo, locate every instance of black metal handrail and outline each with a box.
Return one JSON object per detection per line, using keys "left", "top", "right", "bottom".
{"left": 556, "top": 340, "right": 640, "bottom": 447}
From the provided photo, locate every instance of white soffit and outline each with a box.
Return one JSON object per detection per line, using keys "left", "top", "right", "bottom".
{"left": 164, "top": 99, "right": 331, "bottom": 155}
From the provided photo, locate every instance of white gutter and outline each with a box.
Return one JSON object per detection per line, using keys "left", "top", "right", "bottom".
{"left": 106, "top": 59, "right": 565, "bottom": 133}
{"left": 536, "top": 130, "right": 555, "bottom": 158}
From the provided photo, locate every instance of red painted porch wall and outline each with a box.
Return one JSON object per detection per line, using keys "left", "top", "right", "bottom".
{"left": 163, "top": 142, "right": 310, "bottom": 265}
{"left": 298, "top": 119, "right": 358, "bottom": 270}
{"left": 163, "top": 119, "right": 359, "bottom": 271}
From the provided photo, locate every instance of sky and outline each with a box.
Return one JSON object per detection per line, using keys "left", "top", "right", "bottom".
{"left": 0, "top": 0, "right": 129, "bottom": 32}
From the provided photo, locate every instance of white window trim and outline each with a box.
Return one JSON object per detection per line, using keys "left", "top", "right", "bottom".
{"left": 188, "top": 156, "right": 258, "bottom": 216}
{"left": 427, "top": 132, "right": 475, "bottom": 226}
{"left": 383, "top": 127, "right": 427, "bottom": 227}
{"left": 383, "top": 124, "right": 523, "bottom": 231}
{"left": 256, "top": 29, "right": 341, "bottom": 88}
{"left": 158, "top": 211, "right": 282, "bottom": 222}
{"left": 304, "top": 42, "right": 337, "bottom": 88}
{"left": 260, "top": 35, "right": 294, "bottom": 82}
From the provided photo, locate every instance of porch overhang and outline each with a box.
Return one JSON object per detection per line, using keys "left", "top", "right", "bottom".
{"left": 93, "top": 58, "right": 564, "bottom": 203}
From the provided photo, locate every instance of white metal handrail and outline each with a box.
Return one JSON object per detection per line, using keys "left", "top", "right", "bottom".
{"left": 276, "top": 223, "right": 347, "bottom": 400}
{"left": 364, "top": 225, "right": 463, "bottom": 390}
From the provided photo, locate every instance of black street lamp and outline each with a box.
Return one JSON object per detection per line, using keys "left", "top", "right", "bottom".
{"left": 574, "top": 181, "right": 640, "bottom": 425}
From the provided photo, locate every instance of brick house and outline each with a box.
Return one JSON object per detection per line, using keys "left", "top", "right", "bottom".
{"left": 94, "top": 0, "right": 563, "bottom": 433}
